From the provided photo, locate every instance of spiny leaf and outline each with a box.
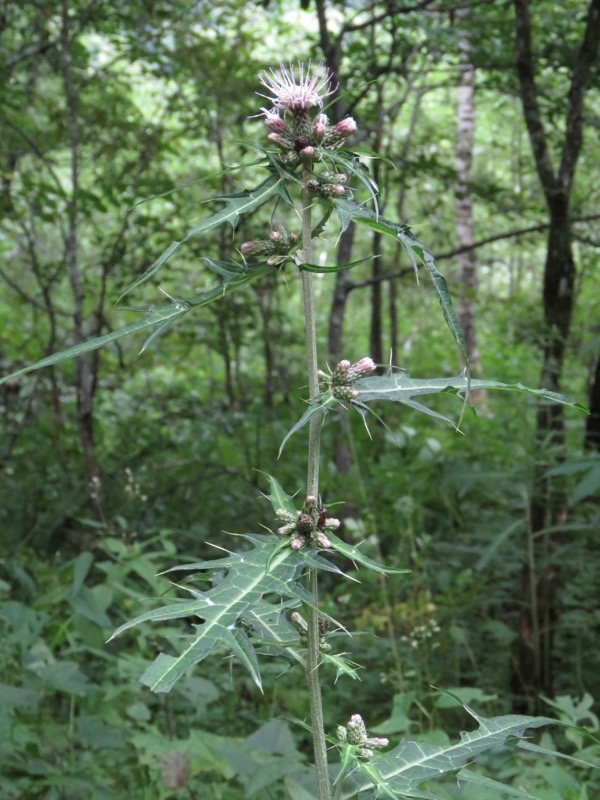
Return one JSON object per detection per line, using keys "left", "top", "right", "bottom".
{"left": 323, "top": 150, "right": 380, "bottom": 215}
{"left": 340, "top": 710, "right": 554, "bottom": 799}
{"left": 262, "top": 474, "right": 298, "bottom": 517}
{"left": 332, "top": 198, "right": 468, "bottom": 365}
{"left": 326, "top": 532, "right": 408, "bottom": 576}
{"left": 278, "top": 395, "right": 337, "bottom": 457}
{"left": 118, "top": 172, "right": 288, "bottom": 301}
{"left": 0, "top": 303, "right": 190, "bottom": 386}
{"left": 0, "top": 264, "right": 274, "bottom": 387}
{"left": 109, "top": 535, "right": 309, "bottom": 692}
{"left": 353, "top": 372, "right": 588, "bottom": 413}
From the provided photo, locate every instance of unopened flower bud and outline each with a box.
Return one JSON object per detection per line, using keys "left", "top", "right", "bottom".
{"left": 240, "top": 241, "right": 262, "bottom": 255}
{"left": 270, "top": 230, "right": 283, "bottom": 242}
{"left": 290, "top": 534, "right": 305, "bottom": 550}
{"left": 337, "top": 725, "right": 348, "bottom": 742}
{"left": 352, "top": 357, "right": 376, "bottom": 375}
{"left": 275, "top": 508, "right": 296, "bottom": 523}
{"left": 333, "top": 117, "right": 357, "bottom": 137}
{"left": 262, "top": 110, "right": 288, "bottom": 134}
{"left": 347, "top": 714, "right": 367, "bottom": 745}
{"left": 297, "top": 512, "right": 312, "bottom": 533}
{"left": 288, "top": 232, "right": 298, "bottom": 244}
{"left": 278, "top": 523, "right": 295, "bottom": 535}
{"left": 281, "top": 151, "right": 300, "bottom": 166}
{"left": 291, "top": 611, "right": 308, "bottom": 634}
{"left": 313, "top": 119, "right": 327, "bottom": 140}
{"left": 267, "top": 132, "right": 291, "bottom": 149}
{"left": 366, "top": 736, "right": 389, "bottom": 749}
{"left": 336, "top": 360, "right": 351, "bottom": 371}
{"left": 300, "top": 146, "right": 315, "bottom": 160}
{"left": 331, "top": 184, "right": 346, "bottom": 195}
{"left": 318, "top": 616, "right": 331, "bottom": 635}
{"left": 322, "top": 517, "right": 340, "bottom": 531}
{"left": 313, "top": 530, "right": 331, "bottom": 549}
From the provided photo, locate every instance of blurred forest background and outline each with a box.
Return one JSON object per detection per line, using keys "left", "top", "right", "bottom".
{"left": 1, "top": 0, "right": 599, "bottom": 798}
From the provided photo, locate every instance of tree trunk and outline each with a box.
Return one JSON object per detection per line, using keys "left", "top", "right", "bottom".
{"left": 584, "top": 352, "right": 600, "bottom": 451}
{"left": 61, "top": 1, "right": 102, "bottom": 520}
{"left": 511, "top": 0, "right": 600, "bottom": 711}
{"left": 454, "top": 22, "right": 483, "bottom": 381}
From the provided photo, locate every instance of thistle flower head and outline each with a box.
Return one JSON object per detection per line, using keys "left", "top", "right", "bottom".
{"left": 258, "top": 62, "right": 335, "bottom": 115}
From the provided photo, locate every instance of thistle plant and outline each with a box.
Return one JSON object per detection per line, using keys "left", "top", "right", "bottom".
{"left": 0, "top": 62, "right": 587, "bottom": 800}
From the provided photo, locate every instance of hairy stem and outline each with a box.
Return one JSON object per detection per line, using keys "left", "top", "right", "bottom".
{"left": 301, "top": 173, "right": 331, "bottom": 800}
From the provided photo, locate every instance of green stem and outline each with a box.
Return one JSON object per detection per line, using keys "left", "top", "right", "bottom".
{"left": 301, "top": 172, "right": 331, "bottom": 800}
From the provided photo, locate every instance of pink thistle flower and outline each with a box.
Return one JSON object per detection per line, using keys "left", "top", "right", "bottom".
{"left": 336, "top": 360, "right": 351, "bottom": 371}
{"left": 258, "top": 62, "right": 335, "bottom": 115}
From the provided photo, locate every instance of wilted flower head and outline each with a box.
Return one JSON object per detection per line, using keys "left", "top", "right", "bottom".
{"left": 258, "top": 62, "right": 335, "bottom": 115}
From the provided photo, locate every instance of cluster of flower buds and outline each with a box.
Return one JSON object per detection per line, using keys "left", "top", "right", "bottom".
{"left": 290, "top": 611, "right": 333, "bottom": 652}
{"left": 264, "top": 111, "right": 357, "bottom": 166}
{"left": 306, "top": 171, "right": 349, "bottom": 199}
{"left": 240, "top": 221, "right": 298, "bottom": 266}
{"left": 318, "top": 356, "right": 376, "bottom": 401}
{"left": 336, "top": 714, "right": 389, "bottom": 761}
{"left": 275, "top": 494, "right": 340, "bottom": 550}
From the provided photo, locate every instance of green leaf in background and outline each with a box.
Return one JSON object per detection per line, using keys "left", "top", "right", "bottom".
{"left": 340, "top": 708, "right": 554, "bottom": 800}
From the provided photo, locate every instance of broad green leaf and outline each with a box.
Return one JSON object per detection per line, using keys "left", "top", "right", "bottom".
{"left": 340, "top": 709, "right": 554, "bottom": 799}
{"left": 109, "top": 535, "right": 311, "bottom": 693}
{"left": 0, "top": 302, "right": 189, "bottom": 386}
{"left": 119, "top": 173, "right": 288, "bottom": 301}
{"left": 332, "top": 198, "right": 468, "bottom": 365}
